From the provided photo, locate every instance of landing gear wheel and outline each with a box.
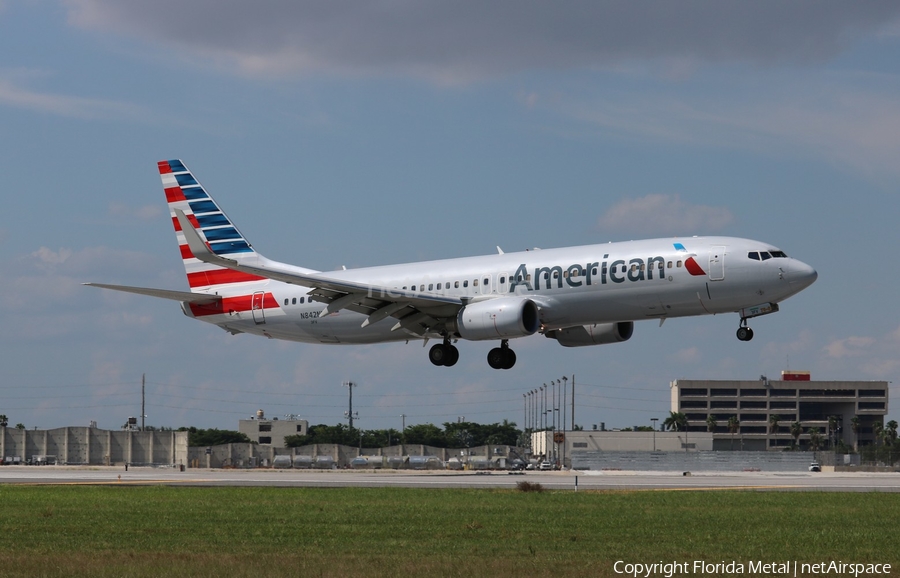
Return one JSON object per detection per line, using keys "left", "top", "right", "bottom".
{"left": 429, "top": 344, "right": 448, "bottom": 366}
{"left": 429, "top": 343, "right": 460, "bottom": 367}
{"left": 444, "top": 344, "right": 459, "bottom": 367}
{"left": 487, "top": 347, "right": 505, "bottom": 369}
{"left": 487, "top": 345, "right": 517, "bottom": 370}
{"left": 736, "top": 326, "right": 754, "bottom": 341}
{"left": 502, "top": 349, "right": 516, "bottom": 370}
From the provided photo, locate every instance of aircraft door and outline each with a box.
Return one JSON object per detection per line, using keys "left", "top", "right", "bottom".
{"left": 499, "top": 272, "right": 510, "bottom": 294}
{"left": 709, "top": 246, "right": 725, "bottom": 281}
{"left": 479, "top": 274, "right": 491, "bottom": 295}
{"left": 251, "top": 291, "right": 266, "bottom": 324}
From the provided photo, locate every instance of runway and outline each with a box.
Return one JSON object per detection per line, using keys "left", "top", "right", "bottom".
{"left": 1, "top": 466, "right": 899, "bottom": 491}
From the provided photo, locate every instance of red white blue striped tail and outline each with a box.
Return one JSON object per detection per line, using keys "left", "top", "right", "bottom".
{"left": 158, "top": 159, "right": 267, "bottom": 291}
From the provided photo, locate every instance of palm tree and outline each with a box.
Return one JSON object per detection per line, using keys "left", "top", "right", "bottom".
{"left": 790, "top": 421, "right": 803, "bottom": 450}
{"left": 873, "top": 420, "right": 883, "bottom": 450}
{"left": 0, "top": 414, "right": 7, "bottom": 428}
{"left": 807, "top": 427, "right": 822, "bottom": 452}
{"left": 663, "top": 411, "right": 687, "bottom": 432}
{"left": 768, "top": 414, "right": 780, "bottom": 435}
{"left": 706, "top": 415, "right": 717, "bottom": 433}
{"left": 850, "top": 416, "right": 860, "bottom": 452}
{"left": 827, "top": 415, "right": 840, "bottom": 448}
{"left": 727, "top": 416, "right": 740, "bottom": 451}
{"left": 886, "top": 420, "right": 898, "bottom": 445}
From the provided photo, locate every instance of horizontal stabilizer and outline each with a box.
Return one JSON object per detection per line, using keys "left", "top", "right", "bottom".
{"left": 83, "top": 283, "right": 222, "bottom": 304}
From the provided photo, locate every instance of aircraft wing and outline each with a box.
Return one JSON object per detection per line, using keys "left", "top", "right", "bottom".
{"left": 174, "top": 210, "right": 463, "bottom": 334}
{"left": 83, "top": 283, "right": 222, "bottom": 304}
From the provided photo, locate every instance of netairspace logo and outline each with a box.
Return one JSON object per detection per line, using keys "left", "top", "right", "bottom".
{"left": 613, "top": 560, "right": 892, "bottom": 578}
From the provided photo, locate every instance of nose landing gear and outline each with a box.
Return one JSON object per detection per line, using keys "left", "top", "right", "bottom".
{"left": 736, "top": 320, "right": 754, "bottom": 342}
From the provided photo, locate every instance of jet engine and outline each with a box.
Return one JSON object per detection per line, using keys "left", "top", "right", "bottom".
{"left": 546, "top": 322, "right": 634, "bottom": 347}
{"left": 456, "top": 297, "right": 540, "bottom": 341}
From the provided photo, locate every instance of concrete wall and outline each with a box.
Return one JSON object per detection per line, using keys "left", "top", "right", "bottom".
{"left": 0, "top": 427, "right": 188, "bottom": 466}
{"left": 572, "top": 450, "right": 817, "bottom": 472}
{"left": 186, "top": 443, "right": 522, "bottom": 469}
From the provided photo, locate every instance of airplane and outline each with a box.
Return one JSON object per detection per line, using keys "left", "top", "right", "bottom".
{"left": 87, "top": 159, "right": 818, "bottom": 370}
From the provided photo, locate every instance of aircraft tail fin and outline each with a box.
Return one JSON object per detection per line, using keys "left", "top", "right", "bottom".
{"left": 158, "top": 159, "right": 267, "bottom": 292}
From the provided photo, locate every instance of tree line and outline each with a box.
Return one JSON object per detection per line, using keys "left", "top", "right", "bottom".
{"left": 283, "top": 420, "right": 522, "bottom": 449}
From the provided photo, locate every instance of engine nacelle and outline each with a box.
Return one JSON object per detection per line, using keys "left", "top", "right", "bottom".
{"left": 457, "top": 298, "right": 540, "bottom": 341}
{"left": 546, "top": 322, "right": 634, "bottom": 347}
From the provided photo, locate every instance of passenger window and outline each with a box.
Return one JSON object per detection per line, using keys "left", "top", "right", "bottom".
{"left": 552, "top": 272, "right": 559, "bottom": 279}
{"left": 301, "top": 297, "right": 305, "bottom": 304}
{"left": 591, "top": 268, "right": 597, "bottom": 276}
{"left": 500, "top": 276, "right": 506, "bottom": 283}
{"left": 292, "top": 298, "right": 297, "bottom": 305}
{"left": 284, "top": 298, "right": 289, "bottom": 306}
{"left": 455, "top": 281, "right": 459, "bottom": 288}
{"left": 526, "top": 275, "right": 532, "bottom": 282}
{"left": 667, "top": 261, "right": 673, "bottom": 268}
{"left": 420, "top": 284, "right": 425, "bottom": 291}
{"left": 463, "top": 280, "right": 468, "bottom": 288}
{"left": 483, "top": 277, "right": 489, "bottom": 285}
{"left": 428, "top": 284, "right": 433, "bottom": 291}
{"left": 473, "top": 279, "right": 479, "bottom": 287}
{"left": 677, "top": 261, "right": 683, "bottom": 268}
{"left": 445, "top": 282, "right": 451, "bottom": 289}
{"left": 562, "top": 271, "right": 568, "bottom": 278}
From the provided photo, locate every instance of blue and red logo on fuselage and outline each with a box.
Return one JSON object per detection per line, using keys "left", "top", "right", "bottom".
{"left": 674, "top": 243, "right": 706, "bottom": 276}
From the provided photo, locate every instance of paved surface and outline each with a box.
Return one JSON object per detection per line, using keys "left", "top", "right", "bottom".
{"left": 1, "top": 466, "right": 899, "bottom": 491}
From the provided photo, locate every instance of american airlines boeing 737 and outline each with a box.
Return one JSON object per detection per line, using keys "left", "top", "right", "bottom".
{"left": 87, "top": 160, "right": 818, "bottom": 370}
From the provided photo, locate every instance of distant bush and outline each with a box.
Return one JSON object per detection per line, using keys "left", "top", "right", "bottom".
{"left": 515, "top": 481, "right": 545, "bottom": 493}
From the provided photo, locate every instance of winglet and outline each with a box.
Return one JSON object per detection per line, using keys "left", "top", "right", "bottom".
{"left": 175, "top": 208, "right": 240, "bottom": 270}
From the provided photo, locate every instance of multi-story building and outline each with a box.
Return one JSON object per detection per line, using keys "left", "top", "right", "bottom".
{"left": 671, "top": 371, "right": 888, "bottom": 451}
{"left": 238, "top": 410, "right": 308, "bottom": 447}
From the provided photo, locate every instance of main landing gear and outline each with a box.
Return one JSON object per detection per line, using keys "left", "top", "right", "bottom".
{"left": 429, "top": 339, "right": 460, "bottom": 367}
{"left": 736, "top": 319, "right": 754, "bottom": 342}
{"left": 429, "top": 338, "right": 517, "bottom": 369}
{"left": 487, "top": 340, "right": 517, "bottom": 370}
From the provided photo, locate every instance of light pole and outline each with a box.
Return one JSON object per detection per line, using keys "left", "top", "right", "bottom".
{"left": 343, "top": 381, "right": 358, "bottom": 431}
{"left": 651, "top": 418, "right": 658, "bottom": 451}
{"left": 540, "top": 386, "right": 545, "bottom": 432}
{"left": 522, "top": 394, "right": 527, "bottom": 435}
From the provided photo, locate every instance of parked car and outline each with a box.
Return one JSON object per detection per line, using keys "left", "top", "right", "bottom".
{"left": 809, "top": 462, "right": 821, "bottom": 472}
{"left": 539, "top": 461, "right": 553, "bottom": 471}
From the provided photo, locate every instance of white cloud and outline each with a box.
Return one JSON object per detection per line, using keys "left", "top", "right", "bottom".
{"left": 823, "top": 336, "right": 876, "bottom": 358}
{"left": 0, "top": 77, "right": 146, "bottom": 119}
{"left": 597, "top": 194, "right": 734, "bottom": 236}
{"left": 32, "top": 247, "right": 73, "bottom": 266}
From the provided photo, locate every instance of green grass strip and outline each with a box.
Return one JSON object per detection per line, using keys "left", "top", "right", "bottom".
{"left": 0, "top": 486, "right": 896, "bottom": 577}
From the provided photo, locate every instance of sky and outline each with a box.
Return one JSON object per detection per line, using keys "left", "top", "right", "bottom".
{"left": 2, "top": 1, "right": 900, "bottom": 434}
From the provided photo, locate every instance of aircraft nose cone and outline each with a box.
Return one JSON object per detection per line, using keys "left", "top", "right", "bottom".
{"left": 789, "top": 261, "right": 817, "bottom": 291}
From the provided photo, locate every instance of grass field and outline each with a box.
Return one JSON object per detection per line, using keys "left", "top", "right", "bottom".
{"left": 0, "top": 485, "right": 897, "bottom": 577}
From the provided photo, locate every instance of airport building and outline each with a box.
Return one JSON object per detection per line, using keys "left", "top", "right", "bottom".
{"left": 670, "top": 371, "right": 888, "bottom": 451}
{"left": 238, "top": 410, "right": 308, "bottom": 447}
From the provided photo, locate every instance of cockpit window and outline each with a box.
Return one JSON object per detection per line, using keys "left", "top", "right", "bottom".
{"left": 748, "top": 252, "right": 760, "bottom": 260}
{"left": 771, "top": 250, "right": 787, "bottom": 258}
{"left": 760, "top": 252, "right": 771, "bottom": 260}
